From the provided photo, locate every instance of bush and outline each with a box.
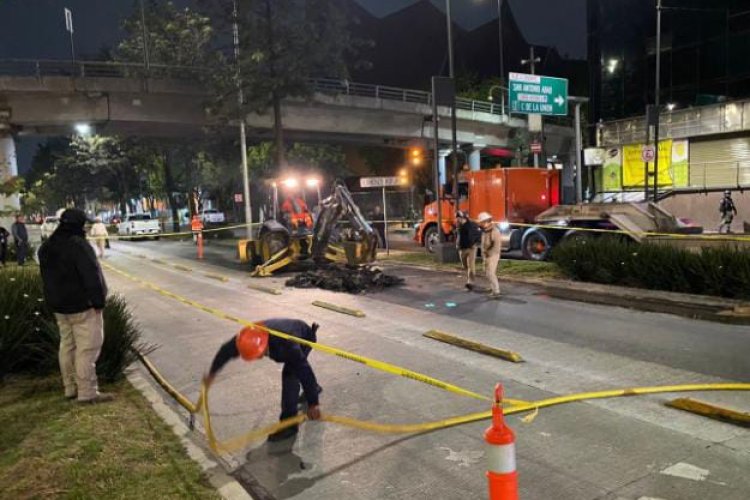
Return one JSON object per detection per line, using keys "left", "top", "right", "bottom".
{"left": 552, "top": 236, "right": 750, "bottom": 300}
{"left": 0, "top": 266, "right": 145, "bottom": 382}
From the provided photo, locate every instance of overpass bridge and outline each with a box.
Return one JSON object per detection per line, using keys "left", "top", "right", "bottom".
{"left": 0, "top": 59, "right": 574, "bottom": 208}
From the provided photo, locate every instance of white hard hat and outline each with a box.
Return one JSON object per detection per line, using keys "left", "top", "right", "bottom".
{"left": 478, "top": 211, "right": 493, "bottom": 222}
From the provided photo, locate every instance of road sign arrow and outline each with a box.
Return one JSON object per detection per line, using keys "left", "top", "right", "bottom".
{"left": 554, "top": 95, "right": 565, "bottom": 106}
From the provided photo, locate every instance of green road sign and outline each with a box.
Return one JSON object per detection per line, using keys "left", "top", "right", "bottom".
{"left": 509, "top": 72, "right": 569, "bottom": 116}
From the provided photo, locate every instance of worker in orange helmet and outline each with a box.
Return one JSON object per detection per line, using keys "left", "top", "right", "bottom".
{"left": 203, "top": 319, "right": 322, "bottom": 441}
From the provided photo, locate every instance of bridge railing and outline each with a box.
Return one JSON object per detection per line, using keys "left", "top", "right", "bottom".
{"left": 0, "top": 58, "right": 537, "bottom": 120}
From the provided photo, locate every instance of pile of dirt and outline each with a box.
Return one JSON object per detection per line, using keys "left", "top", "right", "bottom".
{"left": 285, "top": 265, "right": 404, "bottom": 294}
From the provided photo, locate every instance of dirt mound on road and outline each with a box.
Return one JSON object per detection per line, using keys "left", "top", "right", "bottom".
{"left": 285, "top": 265, "right": 404, "bottom": 294}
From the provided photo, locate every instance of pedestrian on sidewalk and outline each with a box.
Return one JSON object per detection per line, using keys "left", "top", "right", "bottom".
{"left": 478, "top": 212, "right": 502, "bottom": 299}
{"left": 39, "top": 208, "right": 113, "bottom": 404}
{"left": 456, "top": 211, "right": 481, "bottom": 290}
{"left": 204, "top": 319, "right": 322, "bottom": 442}
{"left": 11, "top": 214, "right": 29, "bottom": 265}
{"left": 89, "top": 217, "right": 109, "bottom": 259}
{"left": 719, "top": 190, "right": 738, "bottom": 234}
{"left": 0, "top": 225, "right": 9, "bottom": 266}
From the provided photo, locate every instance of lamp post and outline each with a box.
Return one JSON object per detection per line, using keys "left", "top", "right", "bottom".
{"left": 444, "top": 0, "right": 459, "bottom": 204}
{"left": 653, "top": 0, "right": 663, "bottom": 202}
{"left": 496, "top": 0, "right": 506, "bottom": 119}
{"left": 232, "top": 0, "right": 253, "bottom": 238}
{"left": 487, "top": 84, "right": 507, "bottom": 115}
{"left": 63, "top": 7, "right": 76, "bottom": 77}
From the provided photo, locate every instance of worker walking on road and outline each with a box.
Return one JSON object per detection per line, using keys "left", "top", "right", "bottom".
{"left": 11, "top": 214, "right": 29, "bottom": 265}
{"left": 456, "top": 211, "right": 481, "bottom": 290}
{"left": 191, "top": 214, "right": 204, "bottom": 243}
{"left": 719, "top": 190, "right": 738, "bottom": 234}
{"left": 478, "top": 212, "right": 502, "bottom": 299}
{"left": 204, "top": 319, "right": 322, "bottom": 442}
{"left": 89, "top": 217, "right": 109, "bottom": 259}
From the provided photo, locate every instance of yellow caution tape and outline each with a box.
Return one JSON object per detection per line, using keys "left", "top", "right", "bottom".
{"left": 104, "top": 262, "right": 496, "bottom": 403}
{"left": 138, "top": 350, "right": 750, "bottom": 455}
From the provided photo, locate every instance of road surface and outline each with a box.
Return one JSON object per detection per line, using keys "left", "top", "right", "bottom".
{"left": 102, "top": 237, "right": 750, "bottom": 500}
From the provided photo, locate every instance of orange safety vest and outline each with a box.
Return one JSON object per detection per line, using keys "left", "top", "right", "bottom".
{"left": 191, "top": 216, "right": 204, "bottom": 232}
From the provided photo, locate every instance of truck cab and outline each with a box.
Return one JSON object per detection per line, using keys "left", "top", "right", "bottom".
{"left": 415, "top": 167, "right": 560, "bottom": 253}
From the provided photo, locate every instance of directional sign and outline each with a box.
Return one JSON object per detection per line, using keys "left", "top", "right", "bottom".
{"left": 641, "top": 145, "right": 656, "bottom": 163}
{"left": 509, "top": 72, "right": 569, "bottom": 116}
{"left": 234, "top": 193, "right": 243, "bottom": 203}
{"left": 530, "top": 142, "right": 542, "bottom": 154}
{"left": 360, "top": 176, "right": 401, "bottom": 188}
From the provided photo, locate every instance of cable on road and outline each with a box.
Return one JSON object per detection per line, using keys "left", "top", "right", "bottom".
{"left": 109, "top": 261, "right": 750, "bottom": 456}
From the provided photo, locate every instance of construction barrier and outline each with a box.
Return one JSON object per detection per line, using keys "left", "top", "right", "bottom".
{"left": 485, "top": 384, "right": 518, "bottom": 500}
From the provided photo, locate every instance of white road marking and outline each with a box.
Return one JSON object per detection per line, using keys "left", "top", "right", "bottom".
{"left": 660, "top": 462, "right": 710, "bottom": 482}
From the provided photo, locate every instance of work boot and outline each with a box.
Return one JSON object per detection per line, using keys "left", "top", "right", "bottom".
{"left": 465, "top": 283, "right": 474, "bottom": 291}
{"left": 488, "top": 292, "right": 502, "bottom": 300}
{"left": 77, "top": 392, "right": 115, "bottom": 405}
{"left": 298, "top": 385, "right": 323, "bottom": 409}
{"left": 267, "top": 425, "right": 299, "bottom": 442}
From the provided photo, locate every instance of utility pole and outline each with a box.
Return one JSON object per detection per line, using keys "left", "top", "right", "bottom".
{"left": 653, "top": 0, "right": 663, "bottom": 202}
{"left": 444, "top": 0, "right": 459, "bottom": 204}
{"left": 138, "top": 0, "right": 151, "bottom": 76}
{"left": 522, "top": 47, "right": 542, "bottom": 167}
{"left": 497, "top": 0, "right": 506, "bottom": 117}
{"left": 232, "top": 0, "right": 253, "bottom": 238}
{"left": 64, "top": 8, "right": 76, "bottom": 77}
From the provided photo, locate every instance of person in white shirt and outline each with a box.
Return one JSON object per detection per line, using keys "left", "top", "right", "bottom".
{"left": 89, "top": 217, "right": 109, "bottom": 258}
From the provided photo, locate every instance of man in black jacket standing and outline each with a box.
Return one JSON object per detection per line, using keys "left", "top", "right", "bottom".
{"left": 456, "top": 211, "right": 482, "bottom": 290}
{"left": 39, "top": 209, "right": 112, "bottom": 404}
{"left": 204, "top": 319, "right": 322, "bottom": 441}
{"left": 11, "top": 214, "right": 29, "bottom": 265}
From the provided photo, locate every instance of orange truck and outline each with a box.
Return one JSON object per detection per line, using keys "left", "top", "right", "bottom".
{"left": 415, "top": 167, "right": 560, "bottom": 257}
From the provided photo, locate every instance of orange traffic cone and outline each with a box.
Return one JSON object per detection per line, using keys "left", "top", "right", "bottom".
{"left": 485, "top": 383, "right": 518, "bottom": 500}
{"left": 197, "top": 232, "right": 204, "bottom": 260}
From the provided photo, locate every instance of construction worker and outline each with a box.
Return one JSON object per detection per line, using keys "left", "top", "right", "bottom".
{"left": 89, "top": 217, "right": 109, "bottom": 259}
{"left": 203, "top": 319, "right": 322, "bottom": 442}
{"left": 456, "top": 211, "right": 481, "bottom": 290}
{"left": 191, "top": 214, "right": 204, "bottom": 243}
{"left": 719, "top": 190, "right": 738, "bottom": 234}
{"left": 478, "top": 212, "right": 502, "bottom": 299}
{"left": 281, "top": 195, "right": 313, "bottom": 230}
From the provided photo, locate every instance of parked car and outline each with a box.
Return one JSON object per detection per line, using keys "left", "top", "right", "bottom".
{"left": 201, "top": 208, "right": 226, "bottom": 225}
{"left": 117, "top": 213, "right": 161, "bottom": 240}
{"left": 40, "top": 216, "right": 59, "bottom": 241}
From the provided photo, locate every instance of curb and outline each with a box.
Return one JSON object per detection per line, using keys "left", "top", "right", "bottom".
{"left": 383, "top": 260, "right": 750, "bottom": 325}
{"left": 126, "top": 371, "right": 255, "bottom": 500}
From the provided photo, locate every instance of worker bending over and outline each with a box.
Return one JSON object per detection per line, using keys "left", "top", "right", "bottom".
{"left": 204, "top": 319, "right": 322, "bottom": 441}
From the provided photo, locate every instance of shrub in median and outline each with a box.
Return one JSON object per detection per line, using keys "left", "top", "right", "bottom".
{"left": 0, "top": 266, "right": 145, "bottom": 382}
{"left": 552, "top": 236, "right": 750, "bottom": 300}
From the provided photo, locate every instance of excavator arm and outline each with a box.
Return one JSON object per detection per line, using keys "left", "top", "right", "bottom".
{"left": 312, "top": 181, "right": 378, "bottom": 266}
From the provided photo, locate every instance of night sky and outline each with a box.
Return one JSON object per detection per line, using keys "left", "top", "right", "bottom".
{"left": 0, "top": 0, "right": 587, "bottom": 60}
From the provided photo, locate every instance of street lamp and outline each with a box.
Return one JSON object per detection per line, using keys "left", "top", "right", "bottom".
{"left": 74, "top": 123, "right": 91, "bottom": 136}
{"left": 606, "top": 58, "right": 619, "bottom": 74}
{"left": 487, "top": 84, "right": 507, "bottom": 115}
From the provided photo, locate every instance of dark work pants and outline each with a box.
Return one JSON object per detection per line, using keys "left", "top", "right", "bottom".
{"left": 279, "top": 339, "right": 315, "bottom": 421}
{"left": 0, "top": 243, "right": 6, "bottom": 265}
{"left": 16, "top": 242, "right": 27, "bottom": 265}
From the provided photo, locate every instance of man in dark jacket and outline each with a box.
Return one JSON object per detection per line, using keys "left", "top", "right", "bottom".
{"left": 456, "top": 211, "right": 482, "bottom": 290}
{"left": 38, "top": 208, "right": 112, "bottom": 404}
{"left": 0, "top": 226, "right": 9, "bottom": 266}
{"left": 10, "top": 214, "right": 29, "bottom": 265}
{"left": 719, "top": 190, "right": 738, "bottom": 234}
{"left": 204, "top": 319, "right": 322, "bottom": 441}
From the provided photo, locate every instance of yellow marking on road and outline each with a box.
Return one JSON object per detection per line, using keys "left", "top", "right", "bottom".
{"left": 246, "top": 282, "right": 283, "bottom": 295}
{"left": 203, "top": 272, "right": 230, "bottom": 283}
{"left": 666, "top": 398, "right": 750, "bottom": 427}
{"left": 424, "top": 330, "right": 523, "bottom": 363}
{"left": 312, "top": 300, "right": 366, "bottom": 318}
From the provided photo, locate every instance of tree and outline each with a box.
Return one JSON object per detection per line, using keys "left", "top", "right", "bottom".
{"left": 201, "top": 0, "right": 355, "bottom": 170}
{"left": 115, "top": 0, "right": 221, "bottom": 77}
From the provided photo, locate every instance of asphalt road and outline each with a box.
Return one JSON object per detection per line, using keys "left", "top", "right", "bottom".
{"left": 102, "top": 237, "right": 750, "bottom": 500}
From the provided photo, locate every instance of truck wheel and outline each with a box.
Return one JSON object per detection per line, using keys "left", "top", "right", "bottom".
{"left": 424, "top": 226, "right": 440, "bottom": 254}
{"left": 521, "top": 228, "right": 553, "bottom": 261}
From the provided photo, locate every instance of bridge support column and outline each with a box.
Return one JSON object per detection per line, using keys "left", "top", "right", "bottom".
{"left": 0, "top": 134, "right": 20, "bottom": 213}
{"left": 468, "top": 148, "right": 481, "bottom": 171}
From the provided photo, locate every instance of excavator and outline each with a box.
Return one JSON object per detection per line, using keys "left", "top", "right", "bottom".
{"left": 237, "top": 177, "right": 378, "bottom": 276}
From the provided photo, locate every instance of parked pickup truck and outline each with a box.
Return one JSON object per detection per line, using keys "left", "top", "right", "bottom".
{"left": 201, "top": 208, "right": 226, "bottom": 225}
{"left": 118, "top": 214, "right": 161, "bottom": 240}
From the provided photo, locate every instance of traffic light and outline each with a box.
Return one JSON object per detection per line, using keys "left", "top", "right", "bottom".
{"left": 409, "top": 147, "right": 424, "bottom": 166}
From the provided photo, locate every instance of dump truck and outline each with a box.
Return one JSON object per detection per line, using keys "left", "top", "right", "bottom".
{"left": 415, "top": 167, "right": 561, "bottom": 254}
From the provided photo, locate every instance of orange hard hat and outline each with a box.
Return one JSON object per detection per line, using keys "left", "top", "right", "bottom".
{"left": 236, "top": 324, "right": 269, "bottom": 361}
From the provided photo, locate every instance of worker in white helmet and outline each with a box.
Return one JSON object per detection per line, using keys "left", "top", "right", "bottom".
{"left": 478, "top": 212, "right": 501, "bottom": 299}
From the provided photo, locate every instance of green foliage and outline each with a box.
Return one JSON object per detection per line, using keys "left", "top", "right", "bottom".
{"left": 115, "top": 0, "right": 222, "bottom": 76}
{"left": 553, "top": 237, "right": 750, "bottom": 299}
{"left": 0, "top": 267, "right": 145, "bottom": 382}
{"left": 246, "top": 141, "right": 347, "bottom": 180}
